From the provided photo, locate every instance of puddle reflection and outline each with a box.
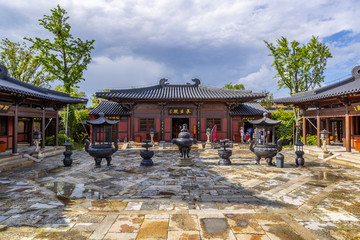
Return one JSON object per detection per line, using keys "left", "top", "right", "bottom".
{"left": 43, "top": 182, "right": 108, "bottom": 202}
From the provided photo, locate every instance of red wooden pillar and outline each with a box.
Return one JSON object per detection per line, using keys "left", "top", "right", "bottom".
{"left": 317, "top": 110, "right": 321, "bottom": 148}
{"left": 302, "top": 115, "right": 306, "bottom": 145}
{"left": 55, "top": 113, "right": 59, "bottom": 146}
{"left": 345, "top": 105, "right": 351, "bottom": 152}
{"left": 12, "top": 103, "right": 18, "bottom": 154}
{"left": 41, "top": 108, "right": 45, "bottom": 149}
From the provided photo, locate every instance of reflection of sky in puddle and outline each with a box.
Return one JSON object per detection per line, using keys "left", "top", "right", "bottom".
{"left": 43, "top": 182, "right": 106, "bottom": 199}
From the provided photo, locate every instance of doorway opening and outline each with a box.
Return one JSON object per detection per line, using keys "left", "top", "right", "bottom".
{"left": 172, "top": 118, "right": 189, "bottom": 139}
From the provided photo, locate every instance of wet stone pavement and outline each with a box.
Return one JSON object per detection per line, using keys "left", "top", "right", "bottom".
{"left": 0, "top": 146, "right": 360, "bottom": 239}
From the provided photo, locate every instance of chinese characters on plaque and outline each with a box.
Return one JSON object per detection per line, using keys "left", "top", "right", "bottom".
{"left": 168, "top": 108, "right": 192, "bottom": 115}
{"left": 0, "top": 102, "right": 11, "bottom": 113}
{"left": 105, "top": 116, "right": 121, "bottom": 120}
{"left": 352, "top": 103, "right": 360, "bottom": 112}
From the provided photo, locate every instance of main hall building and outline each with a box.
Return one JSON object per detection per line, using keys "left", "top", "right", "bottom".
{"left": 90, "top": 79, "right": 268, "bottom": 142}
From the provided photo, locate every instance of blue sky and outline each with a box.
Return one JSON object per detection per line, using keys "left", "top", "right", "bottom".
{"left": 1, "top": 0, "right": 360, "bottom": 100}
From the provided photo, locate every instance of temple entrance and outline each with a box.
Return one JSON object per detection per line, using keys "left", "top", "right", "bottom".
{"left": 172, "top": 118, "right": 189, "bottom": 139}
{"left": 330, "top": 118, "right": 343, "bottom": 143}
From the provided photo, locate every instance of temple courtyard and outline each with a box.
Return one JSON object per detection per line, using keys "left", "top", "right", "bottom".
{"left": 0, "top": 146, "right": 360, "bottom": 240}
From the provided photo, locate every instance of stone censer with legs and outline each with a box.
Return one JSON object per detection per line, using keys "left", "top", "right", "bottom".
{"left": 248, "top": 113, "right": 283, "bottom": 166}
{"left": 84, "top": 112, "right": 119, "bottom": 168}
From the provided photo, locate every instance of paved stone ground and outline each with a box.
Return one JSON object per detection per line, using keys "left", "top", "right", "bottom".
{"left": 0, "top": 146, "right": 360, "bottom": 239}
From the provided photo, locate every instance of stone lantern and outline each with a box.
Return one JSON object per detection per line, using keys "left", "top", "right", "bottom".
{"left": 84, "top": 112, "right": 119, "bottom": 168}
{"left": 205, "top": 128, "right": 212, "bottom": 149}
{"left": 63, "top": 138, "right": 73, "bottom": 167}
{"left": 150, "top": 128, "right": 155, "bottom": 144}
{"left": 33, "top": 130, "right": 42, "bottom": 151}
{"left": 319, "top": 129, "right": 331, "bottom": 159}
{"left": 295, "top": 140, "right": 305, "bottom": 167}
{"left": 33, "top": 130, "right": 43, "bottom": 158}
{"left": 320, "top": 129, "right": 330, "bottom": 151}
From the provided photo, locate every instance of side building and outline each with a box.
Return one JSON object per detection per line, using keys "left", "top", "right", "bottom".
{"left": 90, "top": 78, "right": 268, "bottom": 142}
{"left": 0, "top": 64, "right": 87, "bottom": 153}
{"left": 274, "top": 65, "right": 360, "bottom": 152}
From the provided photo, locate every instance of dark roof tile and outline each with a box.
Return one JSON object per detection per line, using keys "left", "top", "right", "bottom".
{"left": 89, "top": 101, "right": 130, "bottom": 116}
{"left": 96, "top": 79, "right": 265, "bottom": 101}
{"left": 0, "top": 64, "right": 87, "bottom": 104}
{"left": 230, "top": 102, "right": 269, "bottom": 115}
{"left": 274, "top": 66, "right": 360, "bottom": 104}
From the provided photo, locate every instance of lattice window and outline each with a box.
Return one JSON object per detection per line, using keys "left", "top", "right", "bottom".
{"left": 139, "top": 118, "right": 154, "bottom": 132}
{"left": 206, "top": 118, "right": 222, "bottom": 131}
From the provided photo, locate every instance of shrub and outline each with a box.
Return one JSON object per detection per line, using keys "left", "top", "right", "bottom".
{"left": 270, "top": 108, "right": 295, "bottom": 145}
{"left": 301, "top": 134, "right": 317, "bottom": 145}
{"left": 45, "top": 134, "right": 74, "bottom": 147}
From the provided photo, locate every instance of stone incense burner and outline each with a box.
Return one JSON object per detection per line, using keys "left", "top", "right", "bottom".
{"left": 171, "top": 124, "right": 197, "bottom": 159}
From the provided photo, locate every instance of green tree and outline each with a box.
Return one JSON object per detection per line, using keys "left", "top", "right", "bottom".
{"left": 25, "top": 5, "right": 95, "bottom": 94}
{"left": 264, "top": 36, "right": 332, "bottom": 140}
{"left": 90, "top": 89, "right": 112, "bottom": 108}
{"left": 259, "top": 90, "right": 274, "bottom": 108}
{"left": 53, "top": 85, "right": 89, "bottom": 142}
{"left": 26, "top": 5, "right": 94, "bottom": 138}
{"left": 222, "top": 82, "right": 245, "bottom": 90}
{"left": 271, "top": 108, "right": 295, "bottom": 145}
{"left": 0, "top": 38, "right": 54, "bottom": 87}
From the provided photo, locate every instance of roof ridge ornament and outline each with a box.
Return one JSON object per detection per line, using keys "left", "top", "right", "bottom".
{"left": 0, "top": 64, "right": 8, "bottom": 79}
{"left": 159, "top": 78, "right": 168, "bottom": 86}
{"left": 192, "top": 78, "right": 200, "bottom": 86}
{"left": 351, "top": 65, "right": 360, "bottom": 79}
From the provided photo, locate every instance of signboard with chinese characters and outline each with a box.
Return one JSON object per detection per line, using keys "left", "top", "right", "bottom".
{"left": 241, "top": 116, "right": 255, "bottom": 120}
{"left": 105, "top": 116, "right": 121, "bottom": 120}
{"left": 168, "top": 107, "right": 192, "bottom": 115}
{"left": 0, "top": 102, "right": 12, "bottom": 113}
{"left": 352, "top": 102, "right": 360, "bottom": 112}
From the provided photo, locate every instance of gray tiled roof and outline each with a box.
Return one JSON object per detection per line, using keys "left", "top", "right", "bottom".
{"left": 248, "top": 113, "right": 282, "bottom": 126}
{"left": 0, "top": 65, "right": 87, "bottom": 104}
{"left": 89, "top": 101, "right": 130, "bottom": 116}
{"left": 230, "top": 102, "right": 269, "bottom": 115}
{"left": 85, "top": 113, "right": 120, "bottom": 125}
{"left": 96, "top": 79, "right": 265, "bottom": 101}
{"left": 274, "top": 66, "right": 360, "bottom": 104}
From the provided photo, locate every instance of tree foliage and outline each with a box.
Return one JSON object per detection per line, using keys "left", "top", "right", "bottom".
{"left": 271, "top": 108, "right": 295, "bottom": 145}
{"left": 264, "top": 36, "right": 332, "bottom": 95}
{"left": 264, "top": 36, "right": 332, "bottom": 141}
{"left": 259, "top": 90, "right": 274, "bottom": 108}
{"left": 25, "top": 5, "right": 95, "bottom": 94}
{"left": 0, "top": 38, "right": 54, "bottom": 87}
{"left": 90, "top": 89, "right": 112, "bottom": 108}
{"left": 54, "top": 85, "right": 89, "bottom": 142}
{"left": 222, "top": 82, "right": 245, "bottom": 90}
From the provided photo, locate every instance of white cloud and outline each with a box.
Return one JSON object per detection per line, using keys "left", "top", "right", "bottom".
{"left": 79, "top": 55, "right": 174, "bottom": 96}
{"left": 238, "top": 65, "right": 275, "bottom": 90}
{"left": 1, "top": 0, "right": 360, "bottom": 98}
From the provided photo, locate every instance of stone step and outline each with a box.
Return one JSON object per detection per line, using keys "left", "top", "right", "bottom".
{"left": 0, "top": 154, "right": 24, "bottom": 164}
{"left": 0, "top": 157, "right": 33, "bottom": 172}
{"left": 330, "top": 153, "right": 360, "bottom": 169}
{"left": 334, "top": 154, "right": 360, "bottom": 162}
{"left": 330, "top": 158, "right": 360, "bottom": 169}
{"left": 41, "top": 148, "right": 64, "bottom": 158}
